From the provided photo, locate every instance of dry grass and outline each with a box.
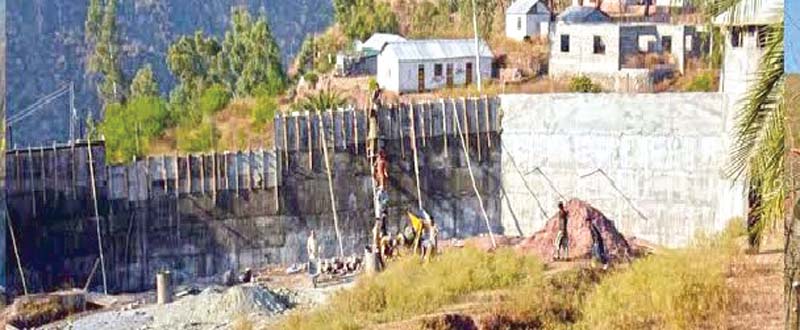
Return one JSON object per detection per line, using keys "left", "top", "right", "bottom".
{"left": 277, "top": 247, "right": 544, "bottom": 330}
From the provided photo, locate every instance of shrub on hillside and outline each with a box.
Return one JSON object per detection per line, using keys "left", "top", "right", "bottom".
{"left": 197, "top": 84, "right": 231, "bottom": 116}
{"left": 684, "top": 72, "right": 715, "bottom": 92}
{"left": 176, "top": 118, "right": 220, "bottom": 153}
{"left": 102, "top": 96, "right": 170, "bottom": 164}
{"left": 251, "top": 96, "right": 278, "bottom": 129}
{"left": 569, "top": 76, "right": 602, "bottom": 93}
{"left": 303, "top": 72, "right": 319, "bottom": 89}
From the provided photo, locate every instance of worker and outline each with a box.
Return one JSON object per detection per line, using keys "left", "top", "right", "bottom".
{"left": 307, "top": 230, "right": 320, "bottom": 287}
{"left": 374, "top": 149, "right": 389, "bottom": 189}
{"left": 587, "top": 217, "right": 609, "bottom": 270}
{"left": 367, "top": 105, "right": 380, "bottom": 159}
{"left": 374, "top": 185, "right": 389, "bottom": 222}
{"left": 421, "top": 217, "right": 439, "bottom": 262}
{"left": 553, "top": 202, "right": 569, "bottom": 261}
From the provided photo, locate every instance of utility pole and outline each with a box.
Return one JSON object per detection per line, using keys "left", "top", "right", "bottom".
{"left": 471, "top": 0, "right": 482, "bottom": 93}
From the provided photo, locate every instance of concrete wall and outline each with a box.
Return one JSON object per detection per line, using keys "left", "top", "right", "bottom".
{"left": 499, "top": 93, "right": 745, "bottom": 247}
{"left": 720, "top": 26, "right": 765, "bottom": 102}
{"left": 4, "top": 98, "right": 502, "bottom": 295}
{"left": 549, "top": 23, "right": 622, "bottom": 75}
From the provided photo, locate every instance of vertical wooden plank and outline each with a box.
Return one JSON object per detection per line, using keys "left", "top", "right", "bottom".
{"left": 420, "top": 102, "right": 427, "bottom": 147}
{"left": 474, "top": 98, "right": 482, "bottom": 162}
{"left": 200, "top": 154, "right": 206, "bottom": 195}
{"left": 248, "top": 149, "right": 254, "bottom": 190}
{"left": 186, "top": 155, "right": 192, "bottom": 193}
{"left": 235, "top": 151, "right": 241, "bottom": 196}
{"left": 441, "top": 99, "right": 448, "bottom": 158}
{"left": 282, "top": 113, "right": 289, "bottom": 168}
{"left": 484, "top": 96, "right": 492, "bottom": 149}
{"left": 175, "top": 152, "right": 180, "bottom": 197}
{"left": 306, "top": 112, "right": 313, "bottom": 169}
{"left": 53, "top": 142, "right": 59, "bottom": 197}
{"left": 462, "top": 97, "right": 470, "bottom": 154}
{"left": 399, "top": 104, "right": 406, "bottom": 159}
{"left": 71, "top": 142, "right": 76, "bottom": 200}
{"left": 28, "top": 147, "right": 36, "bottom": 218}
{"left": 353, "top": 109, "right": 359, "bottom": 155}
{"left": 40, "top": 147, "right": 47, "bottom": 203}
{"left": 162, "top": 155, "right": 168, "bottom": 193}
{"left": 212, "top": 152, "right": 218, "bottom": 201}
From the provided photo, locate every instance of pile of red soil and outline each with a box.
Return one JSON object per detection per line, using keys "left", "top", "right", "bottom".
{"left": 515, "top": 199, "right": 633, "bottom": 262}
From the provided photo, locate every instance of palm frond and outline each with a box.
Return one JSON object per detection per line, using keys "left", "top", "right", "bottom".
{"left": 727, "top": 22, "right": 784, "bottom": 179}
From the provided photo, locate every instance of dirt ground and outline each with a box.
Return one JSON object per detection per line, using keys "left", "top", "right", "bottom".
{"left": 726, "top": 248, "right": 784, "bottom": 330}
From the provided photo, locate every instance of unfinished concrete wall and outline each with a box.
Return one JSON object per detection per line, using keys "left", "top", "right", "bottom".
{"left": 4, "top": 97, "right": 502, "bottom": 295}
{"left": 500, "top": 93, "right": 745, "bottom": 247}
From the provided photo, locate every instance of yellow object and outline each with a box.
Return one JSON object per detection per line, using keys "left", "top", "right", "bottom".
{"left": 407, "top": 211, "right": 425, "bottom": 235}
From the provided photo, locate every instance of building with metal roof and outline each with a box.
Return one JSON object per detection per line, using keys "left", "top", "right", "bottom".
{"left": 557, "top": 5, "right": 611, "bottom": 23}
{"left": 377, "top": 39, "right": 494, "bottom": 93}
{"left": 505, "top": 0, "right": 552, "bottom": 41}
{"left": 359, "top": 33, "right": 407, "bottom": 53}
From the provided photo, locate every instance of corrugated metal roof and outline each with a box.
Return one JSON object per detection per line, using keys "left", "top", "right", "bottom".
{"left": 361, "top": 33, "right": 407, "bottom": 52}
{"left": 381, "top": 39, "right": 494, "bottom": 61}
{"left": 557, "top": 6, "right": 611, "bottom": 23}
{"left": 713, "top": 0, "right": 783, "bottom": 26}
{"left": 507, "top": 0, "right": 548, "bottom": 15}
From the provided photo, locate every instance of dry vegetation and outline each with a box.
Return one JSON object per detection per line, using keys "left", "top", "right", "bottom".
{"left": 274, "top": 220, "right": 765, "bottom": 330}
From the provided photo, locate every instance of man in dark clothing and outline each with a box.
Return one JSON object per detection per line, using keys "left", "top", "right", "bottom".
{"left": 553, "top": 202, "right": 569, "bottom": 261}
{"left": 587, "top": 217, "right": 609, "bottom": 270}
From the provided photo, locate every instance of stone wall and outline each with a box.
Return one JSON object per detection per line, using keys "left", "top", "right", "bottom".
{"left": 3, "top": 97, "right": 502, "bottom": 294}
{"left": 499, "top": 93, "right": 745, "bottom": 247}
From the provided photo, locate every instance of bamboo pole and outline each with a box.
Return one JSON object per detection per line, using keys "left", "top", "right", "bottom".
{"left": 40, "top": 148, "right": 46, "bottom": 203}
{"left": 6, "top": 210, "right": 28, "bottom": 295}
{"left": 186, "top": 155, "right": 192, "bottom": 193}
{"left": 87, "top": 138, "right": 109, "bottom": 294}
{"left": 307, "top": 112, "right": 313, "bottom": 170}
{"left": 353, "top": 109, "right": 359, "bottom": 156}
{"left": 453, "top": 107, "right": 496, "bottom": 249}
{"left": 71, "top": 143, "right": 76, "bottom": 200}
{"left": 53, "top": 142, "right": 59, "bottom": 197}
{"left": 398, "top": 104, "right": 406, "bottom": 159}
{"left": 200, "top": 154, "right": 206, "bottom": 195}
{"left": 282, "top": 114, "right": 289, "bottom": 167}
{"left": 420, "top": 102, "right": 427, "bottom": 147}
{"left": 409, "top": 103, "right": 423, "bottom": 210}
{"left": 320, "top": 112, "right": 344, "bottom": 257}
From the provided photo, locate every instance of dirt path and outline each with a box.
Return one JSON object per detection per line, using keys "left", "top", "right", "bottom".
{"left": 726, "top": 250, "right": 784, "bottom": 330}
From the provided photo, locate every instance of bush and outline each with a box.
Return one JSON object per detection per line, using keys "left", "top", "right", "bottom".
{"left": 569, "top": 76, "right": 602, "bottom": 93}
{"left": 685, "top": 72, "right": 715, "bottom": 92}
{"left": 280, "top": 247, "right": 544, "bottom": 329}
{"left": 368, "top": 77, "right": 378, "bottom": 92}
{"left": 196, "top": 84, "right": 231, "bottom": 116}
{"left": 176, "top": 118, "right": 220, "bottom": 153}
{"left": 303, "top": 72, "right": 319, "bottom": 89}
{"left": 251, "top": 95, "right": 278, "bottom": 129}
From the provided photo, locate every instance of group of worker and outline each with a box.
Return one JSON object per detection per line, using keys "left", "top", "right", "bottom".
{"left": 552, "top": 201, "right": 609, "bottom": 270}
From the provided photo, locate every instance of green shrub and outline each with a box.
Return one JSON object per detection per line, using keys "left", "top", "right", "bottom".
{"left": 569, "top": 76, "right": 602, "bottom": 93}
{"left": 303, "top": 72, "right": 319, "bottom": 88}
{"left": 176, "top": 118, "right": 220, "bottom": 153}
{"left": 368, "top": 77, "right": 379, "bottom": 92}
{"left": 251, "top": 96, "right": 278, "bottom": 129}
{"left": 685, "top": 72, "right": 715, "bottom": 92}
{"left": 280, "top": 247, "right": 544, "bottom": 330}
{"left": 196, "top": 84, "right": 231, "bottom": 116}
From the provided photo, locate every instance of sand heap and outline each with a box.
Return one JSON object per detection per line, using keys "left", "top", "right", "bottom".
{"left": 516, "top": 199, "right": 633, "bottom": 262}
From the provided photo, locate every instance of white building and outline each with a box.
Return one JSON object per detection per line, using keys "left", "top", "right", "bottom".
{"left": 505, "top": 0, "right": 552, "bottom": 41}
{"left": 713, "top": 0, "right": 783, "bottom": 97}
{"left": 377, "top": 39, "right": 494, "bottom": 94}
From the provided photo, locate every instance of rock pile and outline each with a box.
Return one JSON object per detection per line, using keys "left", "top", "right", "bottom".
{"left": 515, "top": 199, "right": 633, "bottom": 262}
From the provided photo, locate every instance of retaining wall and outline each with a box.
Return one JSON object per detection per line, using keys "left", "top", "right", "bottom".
{"left": 3, "top": 97, "right": 502, "bottom": 294}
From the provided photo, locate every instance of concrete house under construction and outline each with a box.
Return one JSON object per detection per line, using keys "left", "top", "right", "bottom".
{"left": 376, "top": 39, "right": 494, "bottom": 94}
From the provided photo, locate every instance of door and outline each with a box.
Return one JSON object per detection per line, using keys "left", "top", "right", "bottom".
{"left": 465, "top": 62, "right": 473, "bottom": 86}
{"left": 418, "top": 65, "right": 425, "bottom": 92}
{"left": 446, "top": 64, "right": 454, "bottom": 88}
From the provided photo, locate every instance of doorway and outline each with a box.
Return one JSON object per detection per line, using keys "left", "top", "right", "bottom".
{"left": 446, "top": 64, "right": 454, "bottom": 88}
{"left": 418, "top": 65, "right": 425, "bottom": 92}
{"left": 465, "top": 62, "right": 473, "bottom": 86}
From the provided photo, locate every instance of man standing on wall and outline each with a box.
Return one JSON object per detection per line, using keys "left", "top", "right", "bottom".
{"left": 374, "top": 149, "right": 389, "bottom": 189}
{"left": 553, "top": 202, "right": 569, "bottom": 261}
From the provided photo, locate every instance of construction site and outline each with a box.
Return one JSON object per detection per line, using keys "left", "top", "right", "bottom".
{"left": 0, "top": 90, "right": 782, "bottom": 329}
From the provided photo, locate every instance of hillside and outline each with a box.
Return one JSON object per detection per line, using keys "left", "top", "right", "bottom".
{"left": 3, "top": 0, "right": 332, "bottom": 147}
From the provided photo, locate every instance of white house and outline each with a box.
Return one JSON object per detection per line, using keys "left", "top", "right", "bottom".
{"left": 359, "top": 33, "right": 407, "bottom": 52}
{"left": 713, "top": 0, "right": 783, "bottom": 97}
{"left": 505, "top": 0, "right": 552, "bottom": 41}
{"left": 377, "top": 39, "right": 494, "bottom": 94}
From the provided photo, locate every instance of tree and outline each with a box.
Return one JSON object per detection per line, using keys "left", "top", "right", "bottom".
{"left": 87, "top": 0, "right": 126, "bottom": 104}
{"left": 130, "top": 64, "right": 159, "bottom": 99}
{"left": 101, "top": 96, "right": 170, "bottom": 163}
{"left": 166, "top": 31, "right": 223, "bottom": 96}
{"left": 85, "top": 0, "right": 103, "bottom": 43}
{"left": 458, "top": 0, "right": 498, "bottom": 38}
{"left": 220, "top": 9, "right": 286, "bottom": 97}
{"left": 706, "top": 0, "right": 787, "bottom": 326}
{"left": 335, "top": 0, "right": 399, "bottom": 41}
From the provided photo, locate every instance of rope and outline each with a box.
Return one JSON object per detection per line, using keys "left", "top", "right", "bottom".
{"left": 6, "top": 208, "right": 28, "bottom": 295}
{"left": 499, "top": 142, "right": 549, "bottom": 219}
{"left": 87, "top": 138, "right": 109, "bottom": 294}
{"left": 409, "top": 103, "right": 424, "bottom": 210}
{"left": 319, "top": 112, "right": 344, "bottom": 257}
{"left": 579, "top": 168, "right": 649, "bottom": 222}
{"left": 453, "top": 101, "right": 496, "bottom": 249}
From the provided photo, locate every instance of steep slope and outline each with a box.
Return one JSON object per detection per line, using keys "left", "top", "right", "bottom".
{"left": 4, "top": 0, "right": 332, "bottom": 147}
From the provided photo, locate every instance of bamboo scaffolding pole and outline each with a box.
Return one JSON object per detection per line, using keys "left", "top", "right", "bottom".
{"left": 319, "top": 112, "right": 344, "bottom": 257}
{"left": 87, "top": 138, "right": 108, "bottom": 294}
{"left": 453, "top": 107, "right": 496, "bottom": 249}
{"left": 441, "top": 99, "right": 448, "bottom": 158}
{"left": 409, "top": 103, "right": 423, "bottom": 210}
{"left": 6, "top": 209, "right": 28, "bottom": 295}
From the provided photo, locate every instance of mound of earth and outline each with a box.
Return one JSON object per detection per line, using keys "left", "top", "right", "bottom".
{"left": 515, "top": 199, "right": 633, "bottom": 262}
